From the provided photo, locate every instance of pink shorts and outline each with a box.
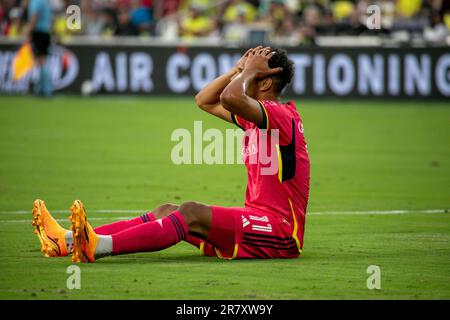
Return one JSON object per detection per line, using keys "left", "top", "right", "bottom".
{"left": 200, "top": 206, "right": 301, "bottom": 259}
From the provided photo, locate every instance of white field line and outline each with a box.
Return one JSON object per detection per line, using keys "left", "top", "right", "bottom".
{"left": 0, "top": 209, "right": 146, "bottom": 215}
{"left": 0, "top": 217, "right": 135, "bottom": 224}
{"left": 0, "top": 208, "right": 448, "bottom": 223}
{"left": 310, "top": 209, "right": 448, "bottom": 215}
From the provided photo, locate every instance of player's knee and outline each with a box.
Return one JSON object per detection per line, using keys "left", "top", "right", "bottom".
{"left": 178, "top": 201, "right": 204, "bottom": 225}
{"left": 160, "top": 203, "right": 178, "bottom": 212}
{"left": 153, "top": 203, "right": 179, "bottom": 219}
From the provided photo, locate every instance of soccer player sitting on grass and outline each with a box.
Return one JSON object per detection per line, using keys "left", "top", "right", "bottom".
{"left": 31, "top": 46, "right": 310, "bottom": 262}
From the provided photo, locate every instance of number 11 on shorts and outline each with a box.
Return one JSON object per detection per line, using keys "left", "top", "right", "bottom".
{"left": 249, "top": 215, "right": 273, "bottom": 232}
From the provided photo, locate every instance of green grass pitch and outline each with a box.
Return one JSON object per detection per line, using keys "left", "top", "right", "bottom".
{"left": 0, "top": 96, "right": 449, "bottom": 300}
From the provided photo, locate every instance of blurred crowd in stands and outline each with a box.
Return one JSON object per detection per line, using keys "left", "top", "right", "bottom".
{"left": 1, "top": 0, "right": 449, "bottom": 45}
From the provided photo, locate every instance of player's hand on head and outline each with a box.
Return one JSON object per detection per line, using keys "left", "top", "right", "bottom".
{"left": 244, "top": 47, "right": 283, "bottom": 78}
{"left": 235, "top": 46, "right": 263, "bottom": 72}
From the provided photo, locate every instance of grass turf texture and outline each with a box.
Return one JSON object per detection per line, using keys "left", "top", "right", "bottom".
{"left": 0, "top": 96, "right": 449, "bottom": 300}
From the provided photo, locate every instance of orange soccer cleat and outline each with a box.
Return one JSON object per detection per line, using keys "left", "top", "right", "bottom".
{"left": 31, "top": 199, "right": 70, "bottom": 257}
{"left": 69, "top": 200, "right": 100, "bottom": 263}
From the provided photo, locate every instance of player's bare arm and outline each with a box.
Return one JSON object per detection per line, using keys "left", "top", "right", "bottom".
{"left": 194, "top": 46, "right": 261, "bottom": 122}
{"left": 220, "top": 48, "right": 283, "bottom": 127}
{"left": 24, "top": 13, "right": 38, "bottom": 41}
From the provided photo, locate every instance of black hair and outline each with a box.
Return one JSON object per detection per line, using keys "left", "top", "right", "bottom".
{"left": 267, "top": 48, "right": 294, "bottom": 94}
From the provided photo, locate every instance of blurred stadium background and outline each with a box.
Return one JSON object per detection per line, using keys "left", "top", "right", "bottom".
{"left": 0, "top": 0, "right": 449, "bottom": 300}
{"left": 1, "top": 0, "right": 450, "bottom": 97}
{"left": 1, "top": 0, "right": 450, "bottom": 43}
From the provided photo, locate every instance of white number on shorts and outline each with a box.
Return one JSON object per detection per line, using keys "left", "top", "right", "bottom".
{"left": 249, "top": 215, "right": 269, "bottom": 222}
{"left": 249, "top": 215, "right": 272, "bottom": 232}
{"left": 252, "top": 224, "right": 273, "bottom": 232}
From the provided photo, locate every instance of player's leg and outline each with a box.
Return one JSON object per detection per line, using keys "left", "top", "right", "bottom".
{"left": 93, "top": 203, "right": 208, "bottom": 250}
{"left": 31, "top": 199, "right": 72, "bottom": 257}
{"left": 32, "top": 57, "right": 43, "bottom": 95}
{"left": 93, "top": 203, "right": 178, "bottom": 235}
{"left": 152, "top": 203, "right": 179, "bottom": 219}
{"left": 35, "top": 56, "right": 45, "bottom": 95}
{"left": 31, "top": 32, "right": 52, "bottom": 97}
{"left": 31, "top": 200, "right": 183, "bottom": 258}
{"left": 30, "top": 198, "right": 154, "bottom": 257}
{"left": 71, "top": 200, "right": 213, "bottom": 263}
{"left": 148, "top": 204, "right": 207, "bottom": 248}
{"left": 30, "top": 200, "right": 163, "bottom": 257}
{"left": 93, "top": 212, "right": 154, "bottom": 235}
{"left": 38, "top": 32, "right": 52, "bottom": 97}
{"left": 31, "top": 199, "right": 207, "bottom": 259}
{"left": 198, "top": 206, "right": 241, "bottom": 258}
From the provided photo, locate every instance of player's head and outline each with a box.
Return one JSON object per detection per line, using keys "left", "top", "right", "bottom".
{"left": 247, "top": 48, "right": 294, "bottom": 98}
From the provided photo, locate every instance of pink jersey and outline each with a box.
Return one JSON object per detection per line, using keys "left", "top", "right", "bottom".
{"left": 231, "top": 100, "right": 310, "bottom": 249}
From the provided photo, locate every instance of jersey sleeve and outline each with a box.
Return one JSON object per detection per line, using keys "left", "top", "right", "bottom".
{"left": 230, "top": 100, "right": 276, "bottom": 131}
{"left": 230, "top": 113, "right": 253, "bottom": 130}
{"left": 258, "top": 100, "right": 293, "bottom": 144}
{"left": 231, "top": 100, "right": 294, "bottom": 144}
